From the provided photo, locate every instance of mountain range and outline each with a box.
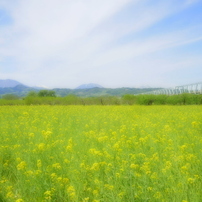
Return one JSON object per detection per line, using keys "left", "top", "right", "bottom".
{"left": 76, "top": 83, "right": 103, "bottom": 89}
{"left": 0, "top": 79, "right": 160, "bottom": 97}
{"left": 0, "top": 79, "right": 24, "bottom": 88}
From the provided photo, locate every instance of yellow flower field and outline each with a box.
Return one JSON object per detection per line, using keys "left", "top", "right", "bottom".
{"left": 0, "top": 106, "right": 202, "bottom": 201}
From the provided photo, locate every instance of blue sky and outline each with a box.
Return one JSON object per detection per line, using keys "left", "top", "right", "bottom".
{"left": 0, "top": 0, "right": 202, "bottom": 88}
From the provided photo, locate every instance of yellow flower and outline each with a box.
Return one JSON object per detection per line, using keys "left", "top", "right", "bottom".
{"left": 37, "top": 143, "right": 45, "bottom": 151}
{"left": 29, "top": 133, "right": 34, "bottom": 138}
{"left": 63, "top": 178, "right": 69, "bottom": 184}
{"left": 67, "top": 185, "right": 75, "bottom": 193}
{"left": 35, "top": 170, "right": 42, "bottom": 175}
{"left": 42, "top": 130, "right": 52, "bottom": 139}
{"left": 118, "top": 192, "right": 125, "bottom": 198}
{"left": 187, "top": 178, "right": 195, "bottom": 184}
{"left": 147, "top": 187, "right": 153, "bottom": 191}
{"left": 104, "top": 184, "right": 114, "bottom": 190}
{"left": 130, "top": 164, "right": 139, "bottom": 169}
{"left": 44, "top": 191, "right": 52, "bottom": 196}
{"left": 16, "top": 199, "right": 24, "bottom": 202}
{"left": 37, "top": 159, "right": 42, "bottom": 168}
{"left": 52, "top": 163, "right": 61, "bottom": 169}
{"left": 192, "top": 121, "right": 198, "bottom": 127}
{"left": 93, "top": 190, "right": 99, "bottom": 196}
{"left": 6, "top": 191, "right": 14, "bottom": 199}
{"left": 51, "top": 173, "right": 57, "bottom": 179}
{"left": 17, "top": 161, "right": 27, "bottom": 171}
{"left": 83, "top": 197, "right": 90, "bottom": 202}
{"left": 44, "top": 190, "right": 52, "bottom": 200}
{"left": 98, "top": 136, "right": 108, "bottom": 142}
{"left": 67, "top": 185, "right": 76, "bottom": 199}
{"left": 25, "top": 170, "right": 34, "bottom": 176}
{"left": 91, "top": 163, "right": 100, "bottom": 171}
{"left": 116, "top": 173, "right": 120, "bottom": 178}
{"left": 64, "top": 159, "right": 70, "bottom": 164}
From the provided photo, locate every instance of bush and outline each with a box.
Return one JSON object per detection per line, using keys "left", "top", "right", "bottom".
{"left": 2, "top": 94, "right": 20, "bottom": 100}
{"left": 135, "top": 94, "right": 156, "bottom": 105}
{"left": 122, "top": 94, "right": 136, "bottom": 105}
{"left": 135, "top": 93, "right": 202, "bottom": 105}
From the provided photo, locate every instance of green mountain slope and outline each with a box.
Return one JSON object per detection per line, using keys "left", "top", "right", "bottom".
{"left": 0, "top": 85, "right": 160, "bottom": 97}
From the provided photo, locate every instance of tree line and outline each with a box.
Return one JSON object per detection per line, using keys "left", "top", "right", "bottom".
{"left": 1, "top": 90, "right": 202, "bottom": 105}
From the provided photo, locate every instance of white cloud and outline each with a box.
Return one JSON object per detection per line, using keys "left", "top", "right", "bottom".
{"left": 1, "top": 0, "right": 134, "bottom": 67}
{"left": 184, "top": 0, "right": 200, "bottom": 6}
{"left": 0, "top": 0, "right": 202, "bottom": 87}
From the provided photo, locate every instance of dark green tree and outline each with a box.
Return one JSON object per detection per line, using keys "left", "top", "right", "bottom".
{"left": 38, "top": 90, "right": 56, "bottom": 97}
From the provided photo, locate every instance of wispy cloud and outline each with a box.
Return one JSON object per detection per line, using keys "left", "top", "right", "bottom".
{"left": 184, "top": 0, "right": 200, "bottom": 6}
{"left": 0, "top": 0, "right": 202, "bottom": 88}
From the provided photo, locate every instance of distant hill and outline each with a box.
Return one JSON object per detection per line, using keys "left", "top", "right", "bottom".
{"left": 76, "top": 83, "right": 103, "bottom": 89}
{"left": 0, "top": 85, "right": 41, "bottom": 97}
{"left": 0, "top": 79, "right": 161, "bottom": 97}
{"left": 53, "top": 87, "right": 161, "bottom": 97}
{"left": 0, "top": 79, "right": 24, "bottom": 88}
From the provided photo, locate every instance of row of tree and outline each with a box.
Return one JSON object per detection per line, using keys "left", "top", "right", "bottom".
{"left": 0, "top": 90, "right": 56, "bottom": 100}
{"left": 1, "top": 90, "right": 202, "bottom": 105}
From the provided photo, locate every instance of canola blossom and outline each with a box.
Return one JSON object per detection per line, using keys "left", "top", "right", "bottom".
{"left": 0, "top": 105, "right": 202, "bottom": 201}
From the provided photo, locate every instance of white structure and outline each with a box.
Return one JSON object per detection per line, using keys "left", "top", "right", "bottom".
{"left": 141, "top": 82, "right": 202, "bottom": 95}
